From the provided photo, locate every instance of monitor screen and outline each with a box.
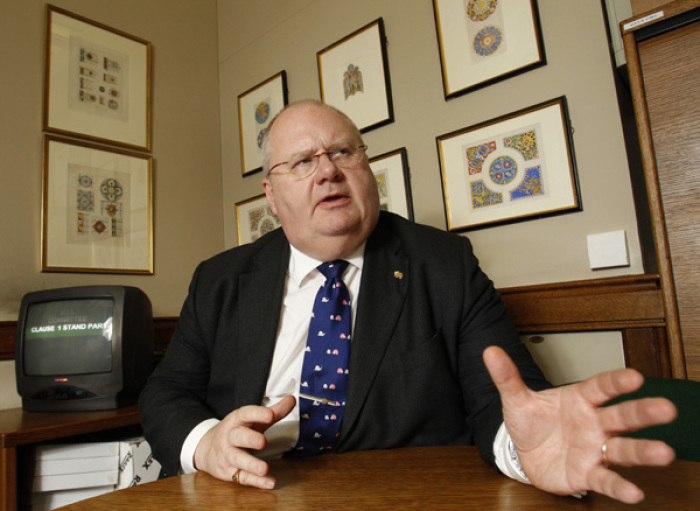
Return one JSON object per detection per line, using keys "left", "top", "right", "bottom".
{"left": 23, "top": 298, "right": 114, "bottom": 376}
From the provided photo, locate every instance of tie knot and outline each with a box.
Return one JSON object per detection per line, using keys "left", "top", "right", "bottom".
{"left": 318, "top": 260, "right": 349, "bottom": 280}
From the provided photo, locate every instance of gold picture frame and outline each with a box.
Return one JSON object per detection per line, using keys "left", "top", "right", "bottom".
{"left": 237, "top": 71, "right": 288, "bottom": 176}
{"left": 369, "top": 147, "right": 414, "bottom": 220}
{"left": 433, "top": 0, "right": 545, "bottom": 98}
{"left": 235, "top": 194, "right": 281, "bottom": 245}
{"left": 437, "top": 97, "right": 580, "bottom": 231}
{"left": 43, "top": 5, "right": 152, "bottom": 151}
{"left": 42, "top": 135, "right": 153, "bottom": 274}
{"left": 317, "top": 18, "right": 394, "bottom": 133}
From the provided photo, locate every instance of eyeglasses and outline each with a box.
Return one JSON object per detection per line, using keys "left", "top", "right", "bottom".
{"left": 267, "top": 145, "right": 368, "bottom": 179}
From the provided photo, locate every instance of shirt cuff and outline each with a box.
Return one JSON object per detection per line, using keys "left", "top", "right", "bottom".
{"left": 493, "top": 423, "right": 587, "bottom": 499}
{"left": 180, "top": 418, "right": 220, "bottom": 474}
{"left": 493, "top": 422, "right": 531, "bottom": 484}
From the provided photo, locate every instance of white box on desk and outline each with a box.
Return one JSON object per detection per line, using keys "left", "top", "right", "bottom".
{"left": 117, "top": 437, "right": 161, "bottom": 488}
{"left": 33, "top": 442, "right": 120, "bottom": 460}
{"left": 34, "top": 455, "right": 120, "bottom": 476}
{"left": 31, "top": 442, "right": 121, "bottom": 492}
{"left": 31, "top": 470, "right": 118, "bottom": 492}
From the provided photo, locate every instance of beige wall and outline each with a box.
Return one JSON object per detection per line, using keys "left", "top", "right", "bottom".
{"left": 218, "top": 0, "right": 643, "bottom": 288}
{"left": 0, "top": 0, "right": 643, "bottom": 409}
{"left": 0, "top": 0, "right": 223, "bottom": 408}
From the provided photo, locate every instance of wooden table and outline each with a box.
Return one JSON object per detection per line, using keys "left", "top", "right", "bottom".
{"left": 57, "top": 446, "right": 699, "bottom": 510}
{"left": 0, "top": 405, "right": 140, "bottom": 511}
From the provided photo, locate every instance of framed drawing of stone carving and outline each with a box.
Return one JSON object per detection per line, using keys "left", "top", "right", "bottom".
{"left": 317, "top": 18, "right": 394, "bottom": 133}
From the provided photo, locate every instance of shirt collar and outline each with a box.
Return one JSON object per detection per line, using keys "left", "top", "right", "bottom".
{"left": 288, "top": 243, "right": 365, "bottom": 287}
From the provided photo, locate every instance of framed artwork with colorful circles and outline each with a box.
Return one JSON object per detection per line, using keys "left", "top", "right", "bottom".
{"left": 368, "top": 148, "right": 414, "bottom": 221}
{"left": 41, "top": 135, "right": 153, "bottom": 274}
{"left": 432, "top": 0, "right": 545, "bottom": 99}
{"left": 237, "top": 71, "right": 288, "bottom": 176}
{"left": 235, "top": 194, "right": 282, "bottom": 245}
{"left": 436, "top": 96, "right": 580, "bottom": 232}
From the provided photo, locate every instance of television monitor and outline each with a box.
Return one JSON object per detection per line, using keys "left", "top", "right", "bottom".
{"left": 15, "top": 286, "right": 154, "bottom": 412}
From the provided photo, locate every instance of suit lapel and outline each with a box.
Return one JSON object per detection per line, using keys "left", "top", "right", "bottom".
{"left": 235, "top": 234, "right": 290, "bottom": 406}
{"left": 227, "top": 217, "right": 410, "bottom": 433}
{"left": 340, "top": 219, "right": 408, "bottom": 440}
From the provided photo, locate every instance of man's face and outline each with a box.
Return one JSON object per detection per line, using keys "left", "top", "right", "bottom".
{"left": 262, "top": 103, "right": 380, "bottom": 259}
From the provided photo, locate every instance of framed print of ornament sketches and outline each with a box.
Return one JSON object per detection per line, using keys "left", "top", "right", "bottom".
{"left": 235, "top": 194, "right": 282, "bottom": 245}
{"left": 369, "top": 148, "right": 414, "bottom": 221}
{"left": 43, "top": 5, "right": 152, "bottom": 151}
{"left": 238, "top": 71, "right": 288, "bottom": 176}
{"left": 433, "top": 0, "right": 545, "bottom": 98}
{"left": 437, "top": 97, "right": 580, "bottom": 232}
{"left": 42, "top": 136, "right": 153, "bottom": 274}
{"left": 317, "top": 18, "right": 394, "bottom": 133}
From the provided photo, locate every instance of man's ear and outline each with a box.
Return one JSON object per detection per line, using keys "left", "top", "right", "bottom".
{"left": 262, "top": 178, "right": 278, "bottom": 215}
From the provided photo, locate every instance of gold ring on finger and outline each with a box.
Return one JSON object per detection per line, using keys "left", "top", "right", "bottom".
{"left": 232, "top": 468, "right": 242, "bottom": 484}
{"left": 601, "top": 438, "right": 611, "bottom": 466}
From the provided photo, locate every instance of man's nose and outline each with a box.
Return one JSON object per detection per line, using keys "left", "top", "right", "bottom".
{"left": 314, "top": 152, "right": 341, "bottom": 180}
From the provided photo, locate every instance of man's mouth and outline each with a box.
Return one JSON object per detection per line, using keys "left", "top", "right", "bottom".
{"left": 318, "top": 193, "right": 348, "bottom": 206}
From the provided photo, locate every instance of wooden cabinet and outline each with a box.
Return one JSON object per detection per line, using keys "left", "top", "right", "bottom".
{"left": 622, "top": 0, "right": 700, "bottom": 380}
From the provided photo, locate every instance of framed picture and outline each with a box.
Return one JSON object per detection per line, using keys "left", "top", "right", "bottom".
{"left": 235, "top": 194, "right": 282, "bottom": 245}
{"left": 369, "top": 148, "right": 414, "bottom": 220}
{"left": 238, "top": 71, "right": 288, "bottom": 176}
{"left": 432, "top": 0, "right": 545, "bottom": 99}
{"left": 317, "top": 18, "right": 394, "bottom": 133}
{"left": 437, "top": 96, "right": 580, "bottom": 232}
{"left": 43, "top": 5, "right": 152, "bottom": 151}
{"left": 42, "top": 135, "right": 153, "bottom": 274}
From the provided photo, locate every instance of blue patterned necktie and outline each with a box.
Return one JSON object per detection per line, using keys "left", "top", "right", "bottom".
{"left": 289, "top": 260, "right": 351, "bottom": 456}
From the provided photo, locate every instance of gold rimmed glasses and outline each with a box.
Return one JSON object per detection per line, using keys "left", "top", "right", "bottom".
{"left": 267, "top": 145, "right": 368, "bottom": 179}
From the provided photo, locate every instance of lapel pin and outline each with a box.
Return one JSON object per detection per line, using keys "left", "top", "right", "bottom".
{"left": 393, "top": 271, "right": 404, "bottom": 280}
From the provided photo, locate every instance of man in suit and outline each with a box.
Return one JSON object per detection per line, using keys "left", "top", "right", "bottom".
{"left": 139, "top": 100, "right": 676, "bottom": 504}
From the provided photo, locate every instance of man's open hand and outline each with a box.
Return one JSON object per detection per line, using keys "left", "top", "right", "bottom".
{"left": 483, "top": 346, "right": 676, "bottom": 503}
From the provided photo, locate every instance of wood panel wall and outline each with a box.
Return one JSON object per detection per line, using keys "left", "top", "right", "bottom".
{"left": 0, "top": 274, "right": 672, "bottom": 378}
{"left": 622, "top": 0, "right": 700, "bottom": 380}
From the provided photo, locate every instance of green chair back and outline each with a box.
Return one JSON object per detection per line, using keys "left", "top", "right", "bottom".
{"left": 608, "top": 377, "right": 700, "bottom": 462}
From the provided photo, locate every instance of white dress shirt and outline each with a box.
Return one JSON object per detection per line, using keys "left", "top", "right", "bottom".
{"left": 179, "top": 244, "right": 526, "bottom": 483}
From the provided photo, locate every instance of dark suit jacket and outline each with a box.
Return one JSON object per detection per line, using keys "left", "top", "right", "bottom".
{"left": 139, "top": 212, "right": 550, "bottom": 475}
